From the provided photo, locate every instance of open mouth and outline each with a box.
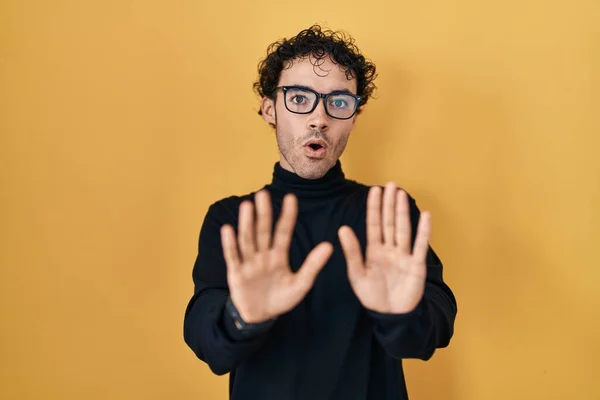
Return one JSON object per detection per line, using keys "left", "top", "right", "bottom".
{"left": 304, "top": 141, "right": 327, "bottom": 159}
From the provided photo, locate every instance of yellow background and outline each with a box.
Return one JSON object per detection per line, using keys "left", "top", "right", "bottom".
{"left": 1, "top": 0, "right": 598, "bottom": 399}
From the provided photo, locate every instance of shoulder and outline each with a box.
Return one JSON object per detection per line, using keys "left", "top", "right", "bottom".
{"left": 202, "top": 186, "right": 266, "bottom": 224}
{"left": 346, "top": 177, "right": 420, "bottom": 204}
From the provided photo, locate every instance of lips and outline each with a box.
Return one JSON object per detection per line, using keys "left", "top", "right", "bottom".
{"left": 303, "top": 139, "right": 327, "bottom": 159}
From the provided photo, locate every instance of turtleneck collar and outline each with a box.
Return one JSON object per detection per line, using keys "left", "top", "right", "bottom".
{"left": 266, "top": 160, "right": 350, "bottom": 200}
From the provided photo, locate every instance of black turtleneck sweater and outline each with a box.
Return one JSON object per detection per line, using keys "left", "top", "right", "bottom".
{"left": 183, "top": 161, "right": 457, "bottom": 400}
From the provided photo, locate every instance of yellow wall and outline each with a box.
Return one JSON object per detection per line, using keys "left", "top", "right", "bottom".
{"left": 1, "top": 1, "right": 598, "bottom": 399}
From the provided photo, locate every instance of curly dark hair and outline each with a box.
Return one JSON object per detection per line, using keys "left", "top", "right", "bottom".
{"left": 253, "top": 24, "right": 377, "bottom": 116}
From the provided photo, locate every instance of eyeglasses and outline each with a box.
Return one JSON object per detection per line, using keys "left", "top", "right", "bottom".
{"left": 277, "top": 85, "right": 362, "bottom": 120}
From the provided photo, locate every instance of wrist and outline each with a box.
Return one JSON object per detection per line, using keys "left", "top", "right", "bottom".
{"left": 225, "top": 297, "right": 276, "bottom": 331}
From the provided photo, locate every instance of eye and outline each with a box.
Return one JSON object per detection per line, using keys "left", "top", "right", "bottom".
{"left": 291, "top": 95, "right": 308, "bottom": 104}
{"left": 329, "top": 97, "right": 349, "bottom": 109}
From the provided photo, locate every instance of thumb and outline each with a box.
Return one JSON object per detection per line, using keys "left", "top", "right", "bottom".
{"left": 293, "top": 242, "right": 334, "bottom": 292}
{"left": 338, "top": 226, "right": 366, "bottom": 283}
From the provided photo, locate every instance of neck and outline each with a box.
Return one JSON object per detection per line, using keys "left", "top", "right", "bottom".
{"left": 266, "top": 159, "right": 350, "bottom": 202}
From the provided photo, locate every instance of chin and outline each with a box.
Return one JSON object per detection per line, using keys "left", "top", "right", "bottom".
{"left": 294, "top": 158, "right": 333, "bottom": 179}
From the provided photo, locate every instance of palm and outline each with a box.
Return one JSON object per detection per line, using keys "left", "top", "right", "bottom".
{"left": 350, "top": 242, "right": 427, "bottom": 314}
{"left": 226, "top": 254, "right": 316, "bottom": 322}
{"left": 338, "top": 184, "right": 431, "bottom": 314}
{"left": 221, "top": 190, "right": 333, "bottom": 323}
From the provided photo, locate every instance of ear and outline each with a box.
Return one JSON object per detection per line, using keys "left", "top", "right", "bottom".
{"left": 261, "top": 97, "right": 277, "bottom": 127}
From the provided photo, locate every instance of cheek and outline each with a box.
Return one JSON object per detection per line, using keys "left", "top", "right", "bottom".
{"left": 334, "top": 121, "right": 354, "bottom": 139}
{"left": 276, "top": 106, "right": 304, "bottom": 133}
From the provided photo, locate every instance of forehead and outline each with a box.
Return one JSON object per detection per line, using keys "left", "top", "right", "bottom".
{"left": 278, "top": 55, "right": 357, "bottom": 93}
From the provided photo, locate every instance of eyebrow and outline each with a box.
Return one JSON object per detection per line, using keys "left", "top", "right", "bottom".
{"left": 287, "top": 84, "right": 356, "bottom": 95}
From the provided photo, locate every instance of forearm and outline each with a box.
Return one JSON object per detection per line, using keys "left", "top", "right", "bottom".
{"left": 183, "top": 287, "right": 274, "bottom": 375}
{"left": 368, "top": 280, "right": 457, "bottom": 360}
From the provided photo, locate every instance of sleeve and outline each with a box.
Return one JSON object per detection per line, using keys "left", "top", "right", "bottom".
{"left": 183, "top": 201, "right": 274, "bottom": 375}
{"left": 367, "top": 193, "right": 458, "bottom": 361}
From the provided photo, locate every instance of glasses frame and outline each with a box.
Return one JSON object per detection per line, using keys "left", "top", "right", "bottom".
{"left": 277, "top": 85, "right": 362, "bottom": 120}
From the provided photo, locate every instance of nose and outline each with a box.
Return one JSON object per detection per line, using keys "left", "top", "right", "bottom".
{"left": 307, "top": 98, "right": 329, "bottom": 131}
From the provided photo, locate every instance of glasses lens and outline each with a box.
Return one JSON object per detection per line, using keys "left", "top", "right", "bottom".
{"left": 326, "top": 94, "right": 358, "bottom": 119}
{"left": 284, "top": 88, "right": 317, "bottom": 113}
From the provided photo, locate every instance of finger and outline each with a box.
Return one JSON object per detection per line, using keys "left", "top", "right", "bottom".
{"left": 338, "top": 225, "right": 366, "bottom": 282}
{"left": 382, "top": 182, "right": 397, "bottom": 246}
{"left": 238, "top": 200, "right": 256, "bottom": 261}
{"left": 366, "top": 186, "right": 383, "bottom": 245}
{"left": 294, "top": 241, "right": 333, "bottom": 292}
{"left": 272, "top": 194, "right": 298, "bottom": 252}
{"left": 412, "top": 211, "right": 431, "bottom": 264}
{"left": 395, "top": 189, "right": 412, "bottom": 254}
{"left": 220, "top": 224, "right": 241, "bottom": 272}
{"left": 255, "top": 190, "right": 273, "bottom": 251}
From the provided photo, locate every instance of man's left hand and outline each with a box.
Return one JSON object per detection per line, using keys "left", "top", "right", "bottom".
{"left": 338, "top": 183, "right": 431, "bottom": 314}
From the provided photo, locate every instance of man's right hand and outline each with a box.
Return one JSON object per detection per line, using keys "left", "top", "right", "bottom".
{"left": 220, "top": 189, "right": 334, "bottom": 324}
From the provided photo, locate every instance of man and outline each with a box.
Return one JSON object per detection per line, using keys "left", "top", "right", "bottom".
{"left": 183, "top": 25, "right": 457, "bottom": 400}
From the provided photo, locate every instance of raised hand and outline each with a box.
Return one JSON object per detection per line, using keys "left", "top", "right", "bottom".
{"left": 220, "top": 190, "right": 334, "bottom": 323}
{"left": 338, "top": 183, "right": 431, "bottom": 314}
